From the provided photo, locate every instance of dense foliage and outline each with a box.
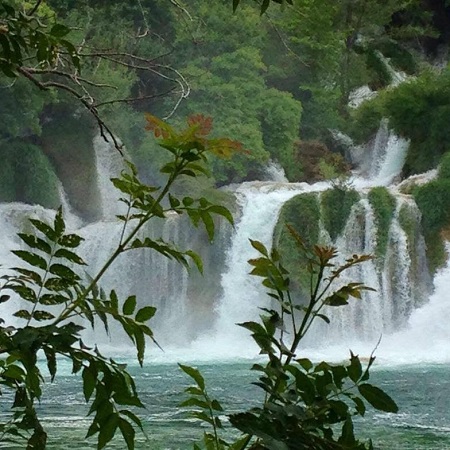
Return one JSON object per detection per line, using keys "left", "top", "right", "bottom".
{"left": 350, "top": 66, "right": 450, "bottom": 176}
{"left": 1, "top": 0, "right": 446, "bottom": 196}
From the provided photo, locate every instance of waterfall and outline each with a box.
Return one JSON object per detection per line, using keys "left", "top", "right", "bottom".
{"left": 198, "top": 121, "right": 432, "bottom": 359}
{"left": 212, "top": 183, "right": 325, "bottom": 350}
{"left": 0, "top": 120, "right": 446, "bottom": 363}
{"left": 92, "top": 134, "right": 127, "bottom": 219}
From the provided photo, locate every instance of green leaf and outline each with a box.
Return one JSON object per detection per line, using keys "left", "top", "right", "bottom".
{"left": 59, "top": 234, "right": 83, "bottom": 248}
{"left": 317, "top": 313, "right": 330, "bottom": 324}
{"left": 178, "top": 364, "right": 205, "bottom": 390}
{"left": 348, "top": 352, "right": 362, "bottom": 383}
{"left": 249, "top": 239, "right": 268, "bottom": 257}
{"left": 229, "top": 435, "right": 251, "bottom": 450}
{"left": 201, "top": 211, "right": 215, "bottom": 242}
{"left": 82, "top": 367, "right": 96, "bottom": 402}
{"left": 208, "top": 204, "right": 234, "bottom": 225}
{"left": 358, "top": 383, "right": 398, "bottom": 413}
{"left": 17, "top": 234, "right": 52, "bottom": 254}
{"left": 50, "top": 23, "right": 71, "bottom": 38}
{"left": 339, "top": 418, "right": 356, "bottom": 446}
{"left": 39, "top": 293, "right": 70, "bottom": 305}
{"left": 135, "top": 306, "right": 156, "bottom": 323}
{"left": 324, "top": 291, "right": 349, "bottom": 306}
{"left": 110, "top": 290, "right": 119, "bottom": 311}
{"left": 185, "top": 386, "right": 203, "bottom": 396}
{"left": 13, "top": 310, "right": 32, "bottom": 320}
{"left": 13, "top": 267, "right": 43, "bottom": 285}
{"left": 261, "top": 0, "right": 270, "bottom": 14}
{"left": 186, "top": 250, "right": 203, "bottom": 273}
{"left": 29, "top": 219, "right": 57, "bottom": 241}
{"left": 49, "top": 264, "right": 80, "bottom": 281}
{"left": 118, "top": 418, "right": 135, "bottom": 450}
{"left": 12, "top": 250, "right": 47, "bottom": 270}
{"left": 180, "top": 398, "right": 210, "bottom": 409}
{"left": 169, "top": 194, "right": 180, "bottom": 208}
{"left": 119, "top": 409, "right": 143, "bottom": 431}
{"left": 211, "top": 399, "right": 223, "bottom": 411}
{"left": 182, "top": 196, "right": 194, "bottom": 206}
{"left": 54, "top": 207, "right": 65, "bottom": 236}
{"left": 97, "top": 413, "right": 119, "bottom": 449}
{"left": 32, "top": 310, "right": 55, "bottom": 321}
{"left": 123, "top": 296, "right": 137, "bottom": 315}
{"left": 135, "top": 328, "right": 146, "bottom": 366}
{"left": 54, "top": 248, "right": 86, "bottom": 265}
{"left": 43, "top": 347, "right": 57, "bottom": 382}
{"left": 191, "top": 411, "right": 214, "bottom": 425}
{"left": 44, "top": 277, "right": 74, "bottom": 292}
{"left": 9, "top": 285, "right": 37, "bottom": 302}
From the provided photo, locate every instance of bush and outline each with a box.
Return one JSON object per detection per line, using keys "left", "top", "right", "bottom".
{"left": 438, "top": 151, "right": 450, "bottom": 180}
{"left": 180, "top": 237, "right": 397, "bottom": 450}
{"left": 350, "top": 68, "right": 450, "bottom": 175}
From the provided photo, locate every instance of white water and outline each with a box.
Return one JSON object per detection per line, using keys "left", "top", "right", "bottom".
{"left": 92, "top": 134, "right": 127, "bottom": 219}
{"left": 304, "top": 251, "right": 450, "bottom": 366}
{"left": 0, "top": 122, "right": 448, "bottom": 365}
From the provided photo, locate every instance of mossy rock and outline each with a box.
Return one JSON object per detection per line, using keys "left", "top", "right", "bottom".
{"left": 0, "top": 141, "right": 60, "bottom": 208}
{"left": 368, "top": 187, "right": 396, "bottom": 262}
{"left": 40, "top": 107, "right": 100, "bottom": 221}
{"left": 321, "top": 188, "right": 360, "bottom": 241}
{"left": 413, "top": 178, "right": 450, "bottom": 272}
{"left": 273, "top": 193, "right": 321, "bottom": 293}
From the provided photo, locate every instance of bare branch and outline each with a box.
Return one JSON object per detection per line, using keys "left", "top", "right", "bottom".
{"left": 17, "top": 66, "right": 124, "bottom": 155}
{"left": 169, "top": 0, "right": 193, "bottom": 21}
{"left": 95, "top": 88, "right": 176, "bottom": 108}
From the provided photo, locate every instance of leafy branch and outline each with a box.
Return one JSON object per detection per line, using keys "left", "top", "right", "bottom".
{"left": 0, "top": 114, "right": 240, "bottom": 449}
{"left": 180, "top": 227, "right": 397, "bottom": 450}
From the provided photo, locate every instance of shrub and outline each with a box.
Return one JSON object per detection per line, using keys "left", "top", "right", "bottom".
{"left": 181, "top": 236, "right": 397, "bottom": 450}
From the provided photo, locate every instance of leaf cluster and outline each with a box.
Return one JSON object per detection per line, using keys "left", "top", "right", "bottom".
{"left": 0, "top": 2, "right": 79, "bottom": 77}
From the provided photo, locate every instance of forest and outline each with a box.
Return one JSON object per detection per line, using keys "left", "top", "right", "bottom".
{"left": 1, "top": 0, "right": 450, "bottom": 449}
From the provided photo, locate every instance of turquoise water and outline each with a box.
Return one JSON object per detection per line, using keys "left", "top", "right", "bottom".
{"left": 1, "top": 360, "right": 449, "bottom": 449}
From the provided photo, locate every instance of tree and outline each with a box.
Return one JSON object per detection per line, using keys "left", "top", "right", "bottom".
{"left": 0, "top": 1, "right": 187, "bottom": 151}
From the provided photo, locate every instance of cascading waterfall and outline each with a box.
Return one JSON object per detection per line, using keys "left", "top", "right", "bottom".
{"left": 207, "top": 182, "right": 328, "bottom": 354}
{"left": 201, "top": 120, "right": 437, "bottom": 360}
{"left": 0, "top": 120, "right": 447, "bottom": 363}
